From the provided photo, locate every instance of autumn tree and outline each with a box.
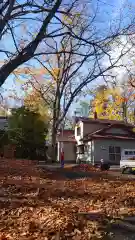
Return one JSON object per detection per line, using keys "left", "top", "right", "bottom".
{"left": 3, "top": 1, "right": 135, "bottom": 161}
{"left": 8, "top": 106, "right": 48, "bottom": 159}
{"left": 0, "top": 0, "right": 82, "bottom": 86}
{"left": 89, "top": 85, "right": 123, "bottom": 120}
{"left": 22, "top": 15, "right": 135, "bottom": 161}
{"left": 88, "top": 80, "right": 135, "bottom": 123}
{"left": 22, "top": 30, "right": 124, "bottom": 161}
{"left": 0, "top": 0, "right": 134, "bottom": 88}
{"left": 102, "top": 71, "right": 135, "bottom": 123}
{"left": 123, "top": 74, "right": 135, "bottom": 123}
{"left": 24, "top": 88, "right": 51, "bottom": 122}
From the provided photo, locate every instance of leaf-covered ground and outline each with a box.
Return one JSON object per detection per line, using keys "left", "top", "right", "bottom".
{"left": 0, "top": 160, "right": 135, "bottom": 239}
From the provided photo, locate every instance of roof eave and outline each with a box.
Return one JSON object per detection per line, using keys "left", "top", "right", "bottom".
{"left": 84, "top": 135, "right": 135, "bottom": 141}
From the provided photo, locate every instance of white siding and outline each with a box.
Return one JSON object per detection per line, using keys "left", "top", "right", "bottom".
{"left": 94, "top": 139, "right": 135, "bottom": 164}
{"left": 75, "top": 121, "right": 83, "bottom": 145}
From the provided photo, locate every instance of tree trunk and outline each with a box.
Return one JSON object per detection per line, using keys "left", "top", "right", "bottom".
{"left": 50, "top": 90, "right": 61, "bottom": 163}
{"left": 122, "top": 102, "right": 127, "bottom": 122}
{"left": 51, "top": 122, "right": 57, "bottom": 163}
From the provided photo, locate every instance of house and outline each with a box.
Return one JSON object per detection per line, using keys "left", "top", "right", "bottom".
{"left": 57, "top": 129, "right": 76, "bottom": 163}
{"left": 74, "top": 117, "right": 135, "bottom": 165}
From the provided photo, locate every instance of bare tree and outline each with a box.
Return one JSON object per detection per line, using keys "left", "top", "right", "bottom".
{"left": 0, "top": 0, "right": 82, "bottom": 86}
{"left": 0, "top": 0, "right": 134, "bottom": 88}
{"left": 22, "top": 28, "right": 135, "bottom": 161}
{"left": 1, "top": 1, "right": 135, "bottom": 160}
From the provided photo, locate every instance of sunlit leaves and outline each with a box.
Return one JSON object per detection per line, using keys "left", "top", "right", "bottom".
{"left": 51, "top": 68, "right": 60, "bottom": 80}
{"left": 24, "top": 89, "right": 51, "bottom": 121}
{"left": 62, "top": 12, "right": 81, "bottom": 26}
{"left": 91, "top": 86, "right": 123, "bottom": 120}
{"left": 63, "top": 14, "right": 73, "bottom": 25}
{"left": 89, "top": 84, "right": 135, "bottom": 122}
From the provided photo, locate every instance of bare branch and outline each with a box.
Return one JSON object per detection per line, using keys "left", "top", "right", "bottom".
{"left": 0, "top": 0, "right": 62, "bottom": 86}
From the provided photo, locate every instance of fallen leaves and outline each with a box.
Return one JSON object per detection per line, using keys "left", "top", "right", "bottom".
{"left": 0, "top": 161, "right": 135, "bottom": 239}
{"left": 70, "top": 164, "right": 101, "bottom": 172}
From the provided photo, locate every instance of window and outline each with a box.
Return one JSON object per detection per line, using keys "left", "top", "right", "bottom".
{"left": 115, "top": 147, "right": 120, "bottom": 153}
{"left": 85, "top": 144, "right": 89, "bottom": 152}
{"left": 109, "top": 146, "right": 114, "bottom": 153}
{"left": 109, "top": 146, "right": 121, "bottom": 162}
{"left": 124, "top": 151, "right": 135, "bottom": 156}
{"left": 77, "top": 126, "right": 81, "bottom": 136}
{"left": 77, "top": 145, "right": 84, "bottom": 154}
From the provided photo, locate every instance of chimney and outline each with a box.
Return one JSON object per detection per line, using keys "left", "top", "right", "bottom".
{"left": 94, "top": 111, "right": 97, "bottom": 119}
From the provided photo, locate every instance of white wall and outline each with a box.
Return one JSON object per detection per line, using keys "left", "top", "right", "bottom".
{"left": 75, "top": 121, "right": 84, "bottom": 145}
{"left": 75, "top": 121, "right": 105, "bottom": 145}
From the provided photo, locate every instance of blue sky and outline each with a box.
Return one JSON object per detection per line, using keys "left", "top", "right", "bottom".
{"left": 0, "top": 0, "right": 135, "bottom": 112}
{"left": 74, "top": 0, "right": 135, "bottom": 114}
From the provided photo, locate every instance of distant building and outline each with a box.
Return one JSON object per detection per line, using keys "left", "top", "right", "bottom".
{"left": 56, "top": 115, "right": 135, "bottom": 165}
{"left": 75, "top": 117, "right": 135, "bottom": 165}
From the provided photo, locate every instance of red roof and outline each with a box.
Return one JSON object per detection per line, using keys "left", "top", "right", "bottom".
{"left": 57, "top": 129, "right": 74, "bottom": 135}
{"left": 57, "top": 129, "right": 76, "bottom": 142}
{"left": 62, "top": 136, "right": 76, "bottom": 142}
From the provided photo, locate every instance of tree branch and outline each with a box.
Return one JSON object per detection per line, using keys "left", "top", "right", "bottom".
{"left": 0, "top": 0, "right": 62, "bottom": 86}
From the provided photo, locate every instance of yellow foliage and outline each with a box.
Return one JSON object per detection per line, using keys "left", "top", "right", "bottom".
{"left": 91, "top": 86, "right": 122, "bottom": 120}
{"left": 24, "top": 90, "right": 50, "bottom": 121}
{"left": 51, "top": 68, "right": 60, "bottom": 80}
{"left": 76, "top": 12, "right": 81, "bottom": 18}
{"left": 62, "top": 12, "right": 81, "bottom": 25}
{"left": 63, "top": 15, "right": 73, "bottom": 24}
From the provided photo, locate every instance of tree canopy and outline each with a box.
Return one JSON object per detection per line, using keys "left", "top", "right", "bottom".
{"left": 8, "top": 106, "right": 48, "bottom": 159}
{"left": 89, "top": 83, "right": 135, "bottom": 123}
{"left": 0, "top": 0, "right": 134, "bottom": 87}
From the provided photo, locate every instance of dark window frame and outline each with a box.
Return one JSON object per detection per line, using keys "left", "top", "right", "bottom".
{"left": 109, "top": 146, "right": 121, "bottom": 162}
{"left": 124, "top": 151, "right": 135, "bottom": 156}
{"left": 77, "top": 126, "right": 81, "bottom": 136}
{"left": 77, "top": 145, "right": 84, "bottom": 154}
